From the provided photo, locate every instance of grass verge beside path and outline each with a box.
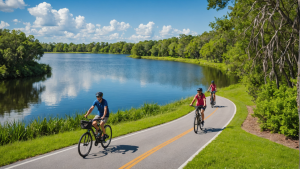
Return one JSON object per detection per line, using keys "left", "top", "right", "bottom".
{"left": 127, "top": 55, "right": 228, "bottom": 72}
{"left": 185, "top": 84, "right": 299, "bottom": 168}
{"left": 0, "top": 97, "right": 194, "bottom": 167}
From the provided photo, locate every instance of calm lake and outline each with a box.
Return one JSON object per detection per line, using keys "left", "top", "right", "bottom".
{"left": 0, "top": 54, "right": 239, "bottom": 123}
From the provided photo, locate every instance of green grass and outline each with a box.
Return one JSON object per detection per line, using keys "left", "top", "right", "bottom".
{"left": 127, "top": 55, "right": 228, "bottom": 72}
{"left": 185, "top": 84, "right": 299, "bottom": 168}
{"left": 0, "top": 97, "right": 194, "bottom": 166}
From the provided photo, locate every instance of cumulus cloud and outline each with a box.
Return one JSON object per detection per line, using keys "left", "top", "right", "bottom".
{"left": 28, "top": 2, "right": 57, "bottom": 27}
{"left": 0, "top": 0, "right": 26, "bottom": 12}
{"left": 108, "top": 33, "right": 119, "bottom": 40}
{"left": 12, "top": 18, "right": 20, "bottom": 23}
{"left": 75, "top": 15, "right": 85, "bottom": 29}
{"left": 159, "top": 25, "right": 194, "bottom": 37}
{"left": 95, "top": 19, "right": 130, "bottom": 35}
{"left": 173, "top": 28, "right": 190, "bottom": 35}
{"left": 128, "top": 21, "right": 155, "bottom": 41}
{"left": 0, "top": 21, "right": 10, "bottom": 28}
{"left": 134, "top": 21, "right": 155, "bottom": 36}
{"left": 159, "top": 25, "right": 172, "bottom": 36}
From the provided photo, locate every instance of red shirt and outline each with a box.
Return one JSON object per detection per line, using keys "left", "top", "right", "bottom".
{"left": 195, "top": 93, "right": 206, "bottom": 106}
{"left": 210, "top": 84, "right": 216, "bottom": 91}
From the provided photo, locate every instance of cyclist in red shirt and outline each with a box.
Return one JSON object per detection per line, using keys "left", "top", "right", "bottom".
{"left": 190, "top": 88, "right": 206, "bottom": 127}
{"left": 207, "top": 80, "right": 217, "bottom": 104}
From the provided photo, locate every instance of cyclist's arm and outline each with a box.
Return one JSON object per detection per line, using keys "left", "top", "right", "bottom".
{"left": 85, "top": 106, "right": 94, "bottom": 117}
{"left": 190, "top": 98, "right": 196, "bottom": 106}
{"left": 207, "top": 85, "right": 211, "bottom": 92}
{"left": 203, "top": 97, "right": 206, "bottom": 107}
{"left": 102, "top": 106, "right": 108, "bottom": 119}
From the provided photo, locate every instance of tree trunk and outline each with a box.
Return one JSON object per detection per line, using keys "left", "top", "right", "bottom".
{"left": 297, "top": 0, "right": 300, "bottom": 162}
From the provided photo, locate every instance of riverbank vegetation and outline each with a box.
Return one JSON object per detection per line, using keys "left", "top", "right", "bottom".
{"left": 0, "top": 98, "right": 192, "bottom": 146}
{"left": 0, "top": 29, "right": 51, "bottom": 79}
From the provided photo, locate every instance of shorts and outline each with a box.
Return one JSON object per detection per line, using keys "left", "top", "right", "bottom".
{"left": 195, "top": 106, "right": 206, "bottom": 112}
{"left": 211, "top": 91, "right": 216, "bottom": 94}
{"left": 93, "top": 115, "right": 109, "bottom": 124}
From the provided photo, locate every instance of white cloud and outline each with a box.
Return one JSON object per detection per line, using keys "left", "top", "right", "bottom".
{"left": 75, "top": 15, "right": 85, "bottom": 29}
{"left": 173, "top": 28, "right": 190, "bottom": 34}
{"left": 95, "top": 19, "right": 130, "bottom": 35}
{"left": 28, "top": 2, "right": 57, "bottom": 27}
{"left": 12, "top": 18, "right": 20, "bottom": 23}
{"left": 159, "top": 25, "right": 196, "bottom": 37}
{"left": 134, "top": 21, "right": 155, "bottom": 36}
{"left": 0, "top": 21, "right": 10, "bottom": 28}
{"left": 86, "top": 23, "right": 95, "bottom": 33}
{"left": 159, "top": 25, "right": 172, "bottom": 36}
{"left": 64, "top": 31, "right": 74, "bottom": 38}
{"left": 0, "top": 0, "right": 26, "bottom": 12}
{"left": 108, "top": 33, "right": 119, "bottom": 40}
{"left": 128, "top": 34, "right": 151, "bottom": 41}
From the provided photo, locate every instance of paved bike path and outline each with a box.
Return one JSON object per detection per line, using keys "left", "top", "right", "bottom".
{"left": 2, "top": 96, "right": 236, "bottom": 169}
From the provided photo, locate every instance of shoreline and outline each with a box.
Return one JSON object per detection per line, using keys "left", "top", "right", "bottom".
{"left": 127, "top": 55, "right": 229, "bottom": 73}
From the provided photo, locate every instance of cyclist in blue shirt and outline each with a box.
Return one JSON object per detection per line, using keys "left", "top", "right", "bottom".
{"left": 85, "top": 92, "right": 109, "bottom": 141}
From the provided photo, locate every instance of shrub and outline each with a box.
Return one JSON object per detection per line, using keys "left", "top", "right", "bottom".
{"left": 253, "top": 81, "right": 299, "bottom": 138}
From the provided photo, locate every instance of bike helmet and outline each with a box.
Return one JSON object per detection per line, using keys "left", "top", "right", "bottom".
{"left": 95, "top": 92, "right": 103, "bottom": 97}
{"left": 211, "top": 80, "right": 214, "bottom": 83}
{"left": 197, "top": 88, "right": 203, "bottom": 91}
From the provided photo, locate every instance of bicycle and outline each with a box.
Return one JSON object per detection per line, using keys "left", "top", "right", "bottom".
{"left": 209, "top": 91, "right": 216, "bottom": 108}
{"left": 191, "top": 105, "right": 205, "bottom": 133}
{"left": 78, "top": 118, "right": 112, "bottom": 158}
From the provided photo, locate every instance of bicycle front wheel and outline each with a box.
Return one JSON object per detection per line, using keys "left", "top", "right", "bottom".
{"left": 194, "top": 115, "right": 199, "bottom": 133}
{"left": 78, "top": 132, "right": 92, "bottom": 158}
{"left": 101, "top": 125, "right": 112, "bottom": 148}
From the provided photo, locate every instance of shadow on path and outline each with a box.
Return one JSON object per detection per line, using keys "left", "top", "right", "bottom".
{"left": 85, "top": 145, "right": 139, "bottom": 159}
{"left": 197, "top": 127, "right": 224, "bottom": 135}
{"left": 213, "top": 105, "right": 227, "bottom": 108}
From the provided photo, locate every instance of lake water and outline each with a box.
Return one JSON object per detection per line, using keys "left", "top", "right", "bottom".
{"left": 0, "top": 54, "right": 239, "bottom": 123}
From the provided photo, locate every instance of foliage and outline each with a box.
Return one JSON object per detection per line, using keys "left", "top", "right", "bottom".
{"left": 0, "top": 29, "right": 51, "bottom": 79}
{"left": 253, "top": 81, "right": 299, "bottom": 138}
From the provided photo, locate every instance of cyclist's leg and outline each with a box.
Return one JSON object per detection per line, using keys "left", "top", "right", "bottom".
{"left": 92, "top": 115, "right": 101, "bottom": 131}
{"left": 200, "top": 107, "right": 205, "bottom": 121}
{"left": 100, "top": 117, "right": 108, "bottom": 136}
{"left": 213, "top": 92, "right": 216, "bottom": 102}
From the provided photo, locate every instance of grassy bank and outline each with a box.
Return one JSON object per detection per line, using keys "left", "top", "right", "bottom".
{"left": 185, "top": 84, "right": 299, "bottom": 168}
{"left": 127, "top": 55, "right": 228, "bottom": 72}
{"left": 0, "top": 97, "right": 194, "bottom": 166}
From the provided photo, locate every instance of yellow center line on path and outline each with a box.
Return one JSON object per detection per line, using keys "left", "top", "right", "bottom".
{"left": 119, "top": 108, "right": 219, "bottom": 169}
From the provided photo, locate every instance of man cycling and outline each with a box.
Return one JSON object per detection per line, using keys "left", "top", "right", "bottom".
{"left": 207, "top": 80, "right": 217, "bottom": 104}
{"left": 190, "top": 88, "right": 206, "bottom": 127}
{"left": 85, "top": 92, "right": 109, "bottom": 141}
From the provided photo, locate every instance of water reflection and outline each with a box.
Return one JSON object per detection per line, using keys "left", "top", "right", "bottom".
{"left": 0, "top": 54, "right": 239, "bottom": 123}
{"left": 0, "top": 74, "right": 50, "bottom": 116}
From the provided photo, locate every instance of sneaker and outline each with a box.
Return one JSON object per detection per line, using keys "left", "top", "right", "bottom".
{"left": 101, "top": 134, "right": 109, "bottom": 141}
{"left": 201, "top": 121, "right": 204, "bottom": 127}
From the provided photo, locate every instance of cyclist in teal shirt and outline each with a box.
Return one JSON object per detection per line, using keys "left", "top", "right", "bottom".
{"left": 85, "top": 92, "right": 109, "bottom": 141}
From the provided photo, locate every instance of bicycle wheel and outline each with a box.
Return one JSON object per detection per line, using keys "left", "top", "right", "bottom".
{"left": 211, "top": 95, "right": 214, "bottom": 108}
{"left": 194, "top": 115, "right": 199, "bottom": 134}
{"left": 198, "top": 114, "right": 203, "bottom": 130}
{"left": 101, "top": 125, "right": 112, "bottom": 148}
{"left": 78, "top": 132, "right": 92, "bottom": 158}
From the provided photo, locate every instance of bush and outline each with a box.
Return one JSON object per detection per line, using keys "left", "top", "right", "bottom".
{"left": 253, "top": 81, "right": 299, "bottom": 138}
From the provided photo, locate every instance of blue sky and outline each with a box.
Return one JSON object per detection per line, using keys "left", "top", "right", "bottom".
{"left": 0, "top": 0, "right": 232, "bottom": 43}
